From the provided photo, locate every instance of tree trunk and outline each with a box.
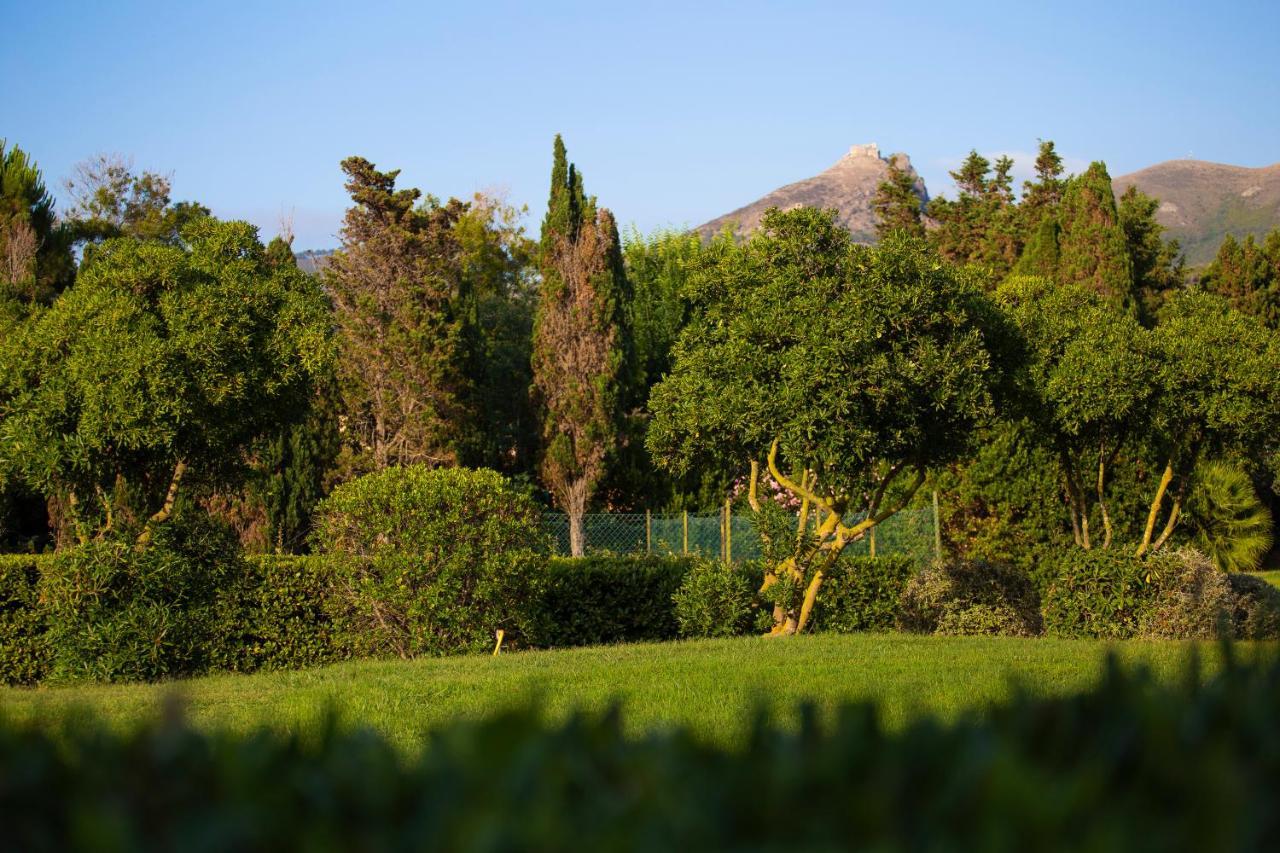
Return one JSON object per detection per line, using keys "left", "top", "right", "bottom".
{"left": 1136, "top": 459, "right": 1174, "bottom": 557}
{"left": 566, "top": 482, "right": 587, "bottom": 557}
{"left": 137, "top": 460, "right": 186, "bottom": 547}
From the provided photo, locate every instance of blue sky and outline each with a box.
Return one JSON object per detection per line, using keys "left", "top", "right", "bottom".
{"left": 4, "top": 0, "right": 1278, "bottom": 249}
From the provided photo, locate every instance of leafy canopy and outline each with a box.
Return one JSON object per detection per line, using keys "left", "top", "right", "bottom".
{"left": 648, "top": 206, "right": 1014, "bottom": 507}
{"left": 0, "top": 217, "right": 332, "bottom": 525}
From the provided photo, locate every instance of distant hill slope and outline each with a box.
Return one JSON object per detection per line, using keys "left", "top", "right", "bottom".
{"left": 294, "top": 249, "right": 334, "bottom": 275}
{"left": 696, "top": 143, "right": 927, "bottom": 243}
{"left": 1112, "top": 160, "right": 1280, "bottom": 266}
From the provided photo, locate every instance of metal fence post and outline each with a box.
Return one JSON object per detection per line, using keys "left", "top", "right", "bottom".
{"left": 724, "top": 497, "right": 732, "bottom": 563}
{"left": 682, "top": 510, "right": 688, "bottom": 555}
{"left": 646, "top": 509, "right": 652, "bottom": 554}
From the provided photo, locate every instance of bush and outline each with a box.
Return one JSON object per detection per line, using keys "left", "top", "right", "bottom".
{"left": 1139, "top": 550, "right": 1235, "bottom": 639}
{"left": 535, "top": 555, "right": 693, "bottom": 647}
{"left": 5, "top": 655, "right": 1280, "bottom": 849}
{"left": 673, "top": 559, "right": 758, "bottom": 638}
{"left": 899, "top": 560, "right": 1041, "bottom": 636}
{"left": 38, "top": 513, "right": 246, "bottom": 683}
{"left": 0, "top": 554, "right": 51, "bottom": 685}
{"left": 1228, "top": 572, "right": 1280, "bottom": 640}
{"left": 1042, "top": 548, "right": 1248, "bottom": 640}
{"left": 812, "top": 555, "right": 917, "bottom": 633}
{"left": 210, "top": 555, "right": 341, "bottom": 672}
{"left": 1041, "top": 549, "right": 1160, "bottom": 639}
{"left": 313, "top": 466, "right": 548, "bottom": 658}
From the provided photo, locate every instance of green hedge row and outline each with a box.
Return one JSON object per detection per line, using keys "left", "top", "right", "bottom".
{"left": 0, "top": 551, "right": 924, "bottom": 685}
{"left": 0, "top": 554, "right": 50, "bottom": 685}
{"left": 4, "top": 652, "right": 1279, "bottom": 850}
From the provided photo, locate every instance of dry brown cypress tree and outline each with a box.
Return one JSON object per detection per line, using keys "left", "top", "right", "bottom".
{"left": 532, "top": 137, "right": 627, "bottom": 556}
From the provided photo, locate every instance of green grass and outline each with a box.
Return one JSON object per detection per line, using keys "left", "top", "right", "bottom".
{"left": 4, "top": 633, "right": 1267, "bottom": 751}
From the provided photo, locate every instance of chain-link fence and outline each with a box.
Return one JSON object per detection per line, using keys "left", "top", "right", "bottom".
{"left": 541, "top": 505, "right": 938, "bottom": 563}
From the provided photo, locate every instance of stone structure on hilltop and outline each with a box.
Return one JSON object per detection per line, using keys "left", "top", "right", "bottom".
{"left": 696, "top": 143, "right": 929, "bottom": 243}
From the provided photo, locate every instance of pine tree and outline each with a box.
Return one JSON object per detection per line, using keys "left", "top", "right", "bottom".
{"left": 1117, "top": 185, "right": 1184, "bottom": 323}
{"left": 0, "top": 140, "right": 74, "bottom": 306}
{"left": 326, "top": 156, "right": 470, "bottom": 472}
{"left": 929, "top": 151, "right": 990, "bottom": 265}
{"left": 1202, "top": 232, "right": 1278, "bottom": 326}
{"left": 532, "top": 136, "right": 629, "bottom": 556}
{"left": 1056, "top": 162, "right": 1134, "bottom": 306}
{"left": 1019, "top": 140, "right": 1066, "bottom": 230}
{"left": 981, "top": 155, "right": 1022, "bottom": 273}
{"left": 872, "top": 156, "right": 925, "bottom": 239}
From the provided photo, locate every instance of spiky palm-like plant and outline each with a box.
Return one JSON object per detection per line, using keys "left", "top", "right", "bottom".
{"left": 1185, "top": 460, "right": 1273, "bottom": 572}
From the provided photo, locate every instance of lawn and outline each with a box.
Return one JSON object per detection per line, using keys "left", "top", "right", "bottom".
{"left": 3, "top": 633, "right": 1266, "bottom": 751}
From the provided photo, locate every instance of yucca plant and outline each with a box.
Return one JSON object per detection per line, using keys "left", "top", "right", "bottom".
{"left": 1185, "top": 460, "right": 1273, "bottom": 572}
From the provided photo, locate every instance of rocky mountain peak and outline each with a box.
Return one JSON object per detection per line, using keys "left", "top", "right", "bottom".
{"left": 696, "top": 144, "right": 927, "bottom": 243}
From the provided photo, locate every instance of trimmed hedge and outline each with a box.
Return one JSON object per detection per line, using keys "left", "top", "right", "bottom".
{"left": 211, "top": 555, "right": 342, "bottom": 673}
{"left": 4, "top": 653, "right": 1280, "bottom": 849}
{"left": 535, "top": 555, "right": 694, "bottom": 647}
{"left": 0, "top": 553, "right": 50, "bottom": 685}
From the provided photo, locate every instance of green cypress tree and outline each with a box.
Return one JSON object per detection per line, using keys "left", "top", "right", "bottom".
{"left": 1117, "top": 185, "right": 1184, "bottom": 323}
{"left": 1012, "top": 217, "right": 1061, "bottom": 278}
{"left": 1056, "top": 162, "right": 1134, "bottom": 306}
{"left": 872, "top": 156, "right": 925, "bottom": 239}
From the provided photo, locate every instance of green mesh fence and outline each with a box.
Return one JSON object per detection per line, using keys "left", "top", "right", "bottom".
{"left": 541, "top": 506, "right": 937, "bottom": 562}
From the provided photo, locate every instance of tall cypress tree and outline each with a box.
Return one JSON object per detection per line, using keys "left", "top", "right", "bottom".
{"left": 1056, "top": 162, "right": 1134, "bottom": 307}
{"left": 1012, "top": 217, "right": 1061, "bottom": 278}
{"left": 1117, "top": 185, "right": 1184, "bottom": 323}
{"left": 532, "top": 136, "right": 630, "bottom": 555}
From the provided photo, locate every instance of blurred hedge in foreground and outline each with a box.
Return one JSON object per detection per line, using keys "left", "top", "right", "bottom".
{"left": 2, "top": 649, "right": 1278, "bottom": 851}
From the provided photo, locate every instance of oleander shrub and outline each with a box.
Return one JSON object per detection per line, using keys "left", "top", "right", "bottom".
{"left": 38, "top": 513, "right": 246, "bottom": 683}
{"left": 4, "top": 653, "right": 1280, "bottom": 850}
{"left": 1228, "top": 572, "right": 1280, "bottom": 640}
{"left": 1041, "top": 549, "right": 1162, "bottom": 638}
{"left": 209, "top": 555, "right": 341, "bottom": 672}
{"left": 813, "top": 555, "right": 917, "bottom": 633}
{"left": 536, "top": 555, "right": 693, "bottom": 647}
{"left": 898, "top": 559, "right": 1042, "bottom": 636}
{"left": 1138, "top": 549, "right": 1235, "bottom": 639}
{"left": 313, "top": 466, "right": 548, "bottom": 658}
{"left": 673, "top": 559, "right": 758, "bottom": 638}
{"left": 0, "top": 553, "right": 50, "bottom": 685}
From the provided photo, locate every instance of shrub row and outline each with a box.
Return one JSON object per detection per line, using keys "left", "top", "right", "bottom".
{"left": 1, "top": 547, "right": 923, "bottom": 685}
{"left": 897, "top": 548, "right": 1280, "bottom": 641}
{"left": 4, "top": 652, "right": 1280, "bottom": 850}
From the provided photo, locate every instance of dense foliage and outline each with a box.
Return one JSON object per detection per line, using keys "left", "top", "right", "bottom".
{"left": 38, "top": 513, "right": 246, "bottom": 682}
{"left": 313, "top": 466, "right": 549, "bottom": 657}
